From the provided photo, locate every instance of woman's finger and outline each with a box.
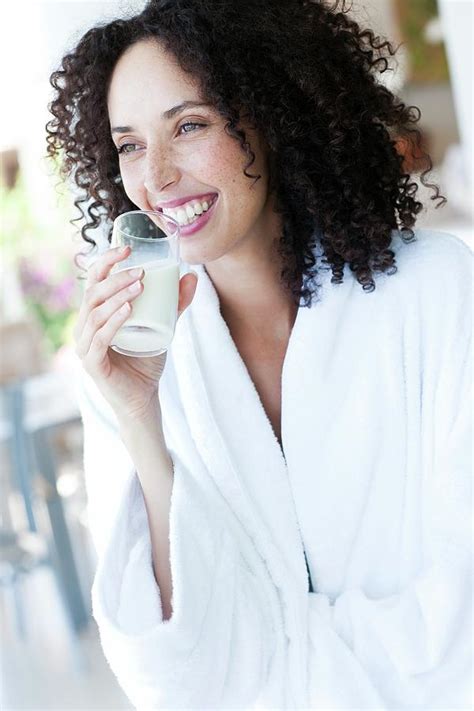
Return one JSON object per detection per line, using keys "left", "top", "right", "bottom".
{"left": 82, "top": 301, "right": 132, "bottom": 376}
{"left": 74, "top": 263, "right": 144, "bottom": 342}
{"left": 77, "top": 279, "right": 143, "bottom": 357}
{"left": 85, "top": 245, "right": 131, "bottom": 288}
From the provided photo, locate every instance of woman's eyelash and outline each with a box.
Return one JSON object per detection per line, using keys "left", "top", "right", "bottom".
{"left": 117, "top": 123, "right": 205, "bottom": 154}
{"left": 117, "top": 143, "right": 138, "bottom": 154}
{"left": 178, "top": 121, "right": 205, "bottom": 134}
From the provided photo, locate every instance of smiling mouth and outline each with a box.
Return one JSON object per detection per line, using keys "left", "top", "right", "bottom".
{"left": 156, "top": 194, "right": 218, "bottom": 226}
{"left": 177, "top": 195, "right": 218, "bottom": 235}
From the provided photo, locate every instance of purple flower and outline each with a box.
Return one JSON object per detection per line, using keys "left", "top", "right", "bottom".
{"left": 18, "top": 258, "right": 75, "bottom": 313}
{"left": 46, "top": 278, "right": 76, "bottom": 313}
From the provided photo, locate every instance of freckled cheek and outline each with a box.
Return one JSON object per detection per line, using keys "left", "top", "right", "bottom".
{"left": 185, "top": 147, "right": 238, "bottom": 188}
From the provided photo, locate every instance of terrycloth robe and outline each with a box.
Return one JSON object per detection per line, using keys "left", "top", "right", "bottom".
{"left": 76, "top": 227, "right": 472, "bottom": 710}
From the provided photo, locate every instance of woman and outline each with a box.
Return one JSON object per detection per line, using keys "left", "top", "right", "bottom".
{"left": 47, "top": 0, "right": 472, "bottom": 708}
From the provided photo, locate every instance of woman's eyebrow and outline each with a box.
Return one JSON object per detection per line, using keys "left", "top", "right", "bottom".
{"left": 163, "top": 100, "right": 210, "bottom": 119}
{"left": 111, "top": 101, "right": 211, "bottom": 134}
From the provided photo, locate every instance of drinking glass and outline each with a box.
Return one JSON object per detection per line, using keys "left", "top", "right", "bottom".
{"left": 109, "top": 210, "right": 180, "bottom": 357}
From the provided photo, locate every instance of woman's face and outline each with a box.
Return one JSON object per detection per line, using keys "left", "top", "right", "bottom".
{"left": 107, "top": 39, "right": 274, "bottom": 264}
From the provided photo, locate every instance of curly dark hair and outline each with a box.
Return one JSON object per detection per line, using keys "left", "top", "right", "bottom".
{"left": 46, "top": 0, "right": 446, "bottom": 307}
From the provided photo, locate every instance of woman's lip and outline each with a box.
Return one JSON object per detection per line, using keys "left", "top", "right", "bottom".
{"left": 155, "top": 192, "right": 218, "bottom": 211}
{"left": 179, "top": 195, "right": 218, "bottom": 237}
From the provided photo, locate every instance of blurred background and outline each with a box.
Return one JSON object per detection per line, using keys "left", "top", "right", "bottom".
{"left": 0, "top": 1, "right": 472, "bottom": 709}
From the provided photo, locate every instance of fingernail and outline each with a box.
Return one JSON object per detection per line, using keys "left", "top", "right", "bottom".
{"left": 118, "top": 246, "right": 129, "bottom": 253}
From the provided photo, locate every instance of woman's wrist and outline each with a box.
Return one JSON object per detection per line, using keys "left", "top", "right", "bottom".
{"left": 116, "top": 394, "right": 163, "bottom": 434}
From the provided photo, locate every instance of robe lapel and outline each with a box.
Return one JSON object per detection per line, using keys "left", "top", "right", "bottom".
{"left": 172, "top": 263, "right": 309, "bottom": 590}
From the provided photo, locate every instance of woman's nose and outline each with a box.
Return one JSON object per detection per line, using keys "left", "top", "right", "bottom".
{"left": 143, "top": 145, "right": 180, "bottom": 198}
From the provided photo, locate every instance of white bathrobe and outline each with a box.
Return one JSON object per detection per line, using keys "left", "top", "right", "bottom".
{"left": 76, "top": 227, "right": 472, "bottom": 710}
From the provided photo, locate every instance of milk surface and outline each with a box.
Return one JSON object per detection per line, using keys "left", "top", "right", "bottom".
{"left": 111, "top": 259, "right": 180, "bottom": 356}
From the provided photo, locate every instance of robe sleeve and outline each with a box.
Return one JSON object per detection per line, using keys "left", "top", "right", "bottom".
{"left": 76, "top": 368, "right": 279, "bottom": 710}
{"left": 306, "top": 235, "right": 473, "bottom": 709}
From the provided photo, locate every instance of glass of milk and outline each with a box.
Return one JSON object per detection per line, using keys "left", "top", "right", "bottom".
{"left": 109, "top": 210, "right": 180, "bottom": 357}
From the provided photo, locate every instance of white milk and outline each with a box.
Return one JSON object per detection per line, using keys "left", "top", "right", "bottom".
{"left": 111, "top": 259, "right": 180, "bottom": 356}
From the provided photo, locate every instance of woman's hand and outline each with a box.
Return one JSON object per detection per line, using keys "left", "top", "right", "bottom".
{"left": 73, "top": 245, "right": 197, "bottom": 422}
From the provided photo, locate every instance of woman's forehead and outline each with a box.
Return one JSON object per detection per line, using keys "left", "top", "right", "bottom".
{"left": 108, "top": 39, "right": 200, "bottom": 112}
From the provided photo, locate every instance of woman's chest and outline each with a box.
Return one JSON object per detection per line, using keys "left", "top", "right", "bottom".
{"left": 235, "top": 338, "right": 287, "bottom": 449}
{"left": 246, "top": 357, "right": 283, "bottom": 446}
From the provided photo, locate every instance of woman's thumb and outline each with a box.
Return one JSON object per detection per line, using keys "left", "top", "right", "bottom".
{"left": 177, "top": 270, "right": 198, "bottom": 317}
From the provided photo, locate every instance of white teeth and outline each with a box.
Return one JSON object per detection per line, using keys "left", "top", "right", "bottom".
{"left": 176, "top": 208, "right": 187, "bottom": 223}
{"left": 162, "top": 196, "right": 215, "bottom": 225}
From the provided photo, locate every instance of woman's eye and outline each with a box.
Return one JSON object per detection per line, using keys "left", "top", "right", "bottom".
{"left": 117, "top": 143, "right": 139, "bottom": 155}
{"left": 116, "top": 123, "right": 205, "bottom": 154}
{"left": 178, "top": 122, "right": 205, "bottom": 135}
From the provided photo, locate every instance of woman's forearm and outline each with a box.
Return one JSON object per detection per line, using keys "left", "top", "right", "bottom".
{"left": 117, "top": 402, "right": 175, "bottom": 621}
